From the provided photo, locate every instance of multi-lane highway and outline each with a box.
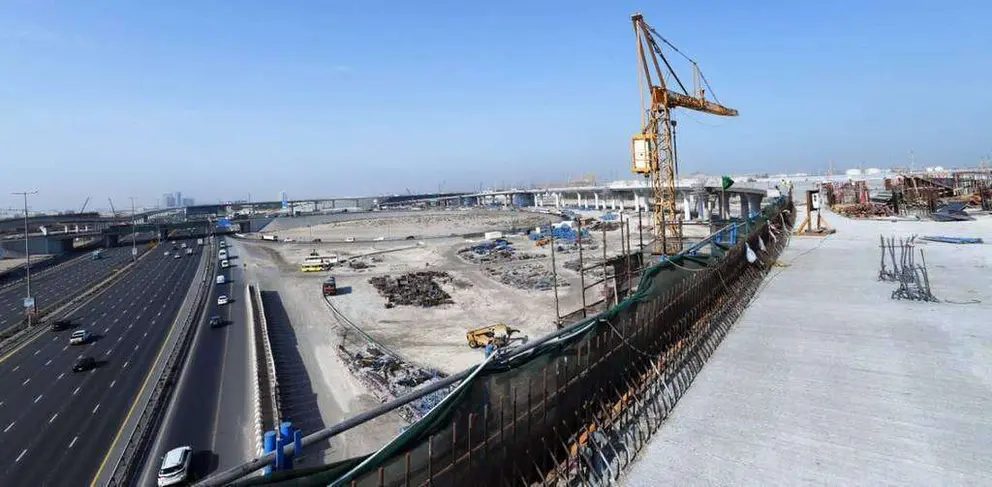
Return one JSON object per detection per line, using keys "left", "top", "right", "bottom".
{"left": 0, "top": 241, "right": 202, "bottom": 486}
{"left": 0, "top": 246, "right": 146, "bottom": 333}
{"left": 139, "top": 240, "right": 254, "bottom": 483}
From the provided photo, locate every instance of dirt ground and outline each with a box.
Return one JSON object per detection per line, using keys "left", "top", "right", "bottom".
{"left": 268, "top": 209, "right": 560, "bottom": 241}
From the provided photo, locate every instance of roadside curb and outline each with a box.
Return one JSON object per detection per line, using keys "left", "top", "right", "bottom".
{"left": 246, "top": 282, "right": 264, "bottom": 458}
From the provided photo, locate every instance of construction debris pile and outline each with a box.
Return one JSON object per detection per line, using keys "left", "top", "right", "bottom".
{"left": 457, "top": 238, "right": 540, "bottom": 264}
{"left": 832, "top": 202, "right": 893, "bottom": 218}
{"left": 587, "top": 220, "right": 621, "bottom": 232}
{"left": 484, "top": 262, "right": 569, "bottom": 291}
{"left": 529, "top": 223, "right": 591, "bottom": 243}
{"left": 369, "top": 271, "right": 454, "bottom": 308}
{"left": 337, "top": 344, "right": 449, "bottom": 422}
{"left": 878, "top": 235, "right": 938, "bottom": 302}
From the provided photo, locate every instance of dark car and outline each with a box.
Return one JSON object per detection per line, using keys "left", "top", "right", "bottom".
{"left": 209, "top": 315, "right": 222, "bottom": 328}
{"left": 51, "top": 319, "right": 73, "bottom": 331}
{"left": 405, "top": 235, "right": 416, "bottom": 240}
{"left": 72, "top": 356, "right": 96, "bottom": 372}
{"left": 312, "top": 238, "right": 322, "bottom": 243}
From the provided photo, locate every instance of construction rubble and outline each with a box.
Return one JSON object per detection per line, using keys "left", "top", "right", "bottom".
{"left": 485, "top": 262, "right": 570, "bottom": 291}
{"left": 369, "top": 271, "right": 455, "bottom": 308}
{"left": 337, "top": 344, "right": 450, "bottom": 422}
{"left": 457, "top": 238, "right": 540, "bottom": 264}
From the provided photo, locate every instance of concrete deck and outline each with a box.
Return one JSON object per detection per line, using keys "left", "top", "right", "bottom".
{"left": 622, "top": 208, "right": 992, "bottom": 486}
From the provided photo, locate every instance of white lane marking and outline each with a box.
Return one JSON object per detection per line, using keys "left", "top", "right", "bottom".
{"left": 22, "top": 378, "right": 30, "bottom": 386}
{"left": 109, "top": 380, "right": 116, "bottom": 388}
{"left": 33, "top": 394, "right": 42, "bottom": 403}
{"left": 49, "top": 413, "right": 58, "bottom": 424}
{"left": 69, "top": 436, "right": 78, "bottom": 448}
{"left": 62, "top": 345, "right": 68, "bottom": 351}
{"left": 123, "top": 360, "right": 129, "bottom": 369}
{"left": 134, "top": 345, "right": 139, "bottom": 351}
{"left": 117, "top": 337, "right": 122, "bottom": 342}
{"left": 104, "top": 327, "right": 110, "bottom": 333}
{"left": 3, "top": 421, "right": 14, "bottom": 433}
{"left": 57, "top": 373, "right": 64, "bottom": 380}
{"left": 73, "top": 386, "right": 80, "bottom": 395}
{"left": 0, "top": 401, "right": 3, "bottom": 407}
{"left": 53, "top": 336, "right": 58, "bottom": 342}
{"left": 45, "top": 359, "right": 52, "bottom": 366}
{"left": 92, "top": 403, "right": 100, "bottom": 414}
{"left": 34, "top": 349, "right": 40, "bottom": 355}
{"left": 105, "top": 350, "right": 112, "bottom": 356}
{"left": 12, "top": 365, "right": 18, "bottom": 372}
{"left": 128, "top": 324, "right": 132, "bottom": 330}
{"left": 15, "top": 448, "right": 26, "bottom": 463}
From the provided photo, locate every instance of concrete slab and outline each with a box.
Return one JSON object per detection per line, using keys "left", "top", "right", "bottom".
{"left": 622, "top": 208, "right": 992, "bottom": 486}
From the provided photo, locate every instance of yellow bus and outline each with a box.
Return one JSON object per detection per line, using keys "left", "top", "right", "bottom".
{"left": 300, "top": 263, "right": 325, "bottom": 272}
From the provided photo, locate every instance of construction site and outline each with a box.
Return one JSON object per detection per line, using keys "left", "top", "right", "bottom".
{"left": 200, "top": 11, "right": 992, "bottom": 487}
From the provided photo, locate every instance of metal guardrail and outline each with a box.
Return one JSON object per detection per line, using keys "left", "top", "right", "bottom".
{"left": 0, "top": 245, "right": 156, "bottom": 354}
{"left": 105, "top": 242, "right": 214, "bottom": 486}
{"left": 253, "top": 285, "right": 281, "bottom": 428}
{"left": 323, "top": 295, "right": 403, "bottom": 361}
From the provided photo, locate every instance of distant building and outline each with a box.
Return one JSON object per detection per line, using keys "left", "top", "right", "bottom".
{"left": 162, "top": 193, "right": 177, "bottom": 208}
{"left": 181, "top": 197, "right": 195, "bottom": 207}
{"left": 174, "top": 191, "right": 183, "bottom": 207}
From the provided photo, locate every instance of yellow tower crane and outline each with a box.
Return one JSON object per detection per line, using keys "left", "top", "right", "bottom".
{"left": 630, "top": 13, "right": 738, "bottom": 255}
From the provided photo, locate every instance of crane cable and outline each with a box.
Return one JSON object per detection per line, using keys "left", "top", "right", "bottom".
{"left": 645, "top": 24, "right": 723, "bottom": 105}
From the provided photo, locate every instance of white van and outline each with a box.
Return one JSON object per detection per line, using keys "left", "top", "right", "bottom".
{"left": 216, "top": 275, "right": 226, "bottom": 285}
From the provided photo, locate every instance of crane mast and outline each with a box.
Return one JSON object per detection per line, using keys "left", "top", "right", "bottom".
{"left": 630, "top": 13, "right": 738, "bottom": 255}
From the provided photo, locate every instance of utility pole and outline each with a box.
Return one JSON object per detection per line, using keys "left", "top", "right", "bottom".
{"left": 129, "top": 197, "right": 137, "bottom": 261}
{"left": 13, "top": 190, "right": 38, "bottom": 326}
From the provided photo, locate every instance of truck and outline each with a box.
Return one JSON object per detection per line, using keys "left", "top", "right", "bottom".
{"left": 261, "top": 235, "right": 278, "bottom": 241}
{"left": 197, "top": 238, "right": 204, "bottom": 246}
{"left": 322, "top": 277, "right": 337, "bottom": 296}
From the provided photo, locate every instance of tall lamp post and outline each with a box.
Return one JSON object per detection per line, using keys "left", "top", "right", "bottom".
{"left": 12, "top": 190, "right": 38, "bottom": 325}
{"left": 129, "top": 197, "right": 137, "bottom": 262}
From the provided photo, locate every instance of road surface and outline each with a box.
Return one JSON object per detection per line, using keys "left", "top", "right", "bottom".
{"left": 0, "top": 242, "right": 201, "bottom": 486}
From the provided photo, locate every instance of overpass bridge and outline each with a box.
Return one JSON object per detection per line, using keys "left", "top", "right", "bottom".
{"left": 377, "top": 180, "right": 770, "bottom": 222}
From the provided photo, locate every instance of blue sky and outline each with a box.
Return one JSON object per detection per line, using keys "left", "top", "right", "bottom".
{"left": 1, "top": 0, "right": 990, "bottom": 210}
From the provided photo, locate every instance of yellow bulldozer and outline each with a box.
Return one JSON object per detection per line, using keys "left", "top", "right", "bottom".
{"left": 466, "top": 323, "right": 520, "bottom": 349}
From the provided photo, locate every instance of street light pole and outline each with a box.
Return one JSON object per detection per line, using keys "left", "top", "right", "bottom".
{"left": 12, "top": 190, "right": 38, "bottom": 325}
{"left": 129, "top": 197, "right": 137, "bottom": 262}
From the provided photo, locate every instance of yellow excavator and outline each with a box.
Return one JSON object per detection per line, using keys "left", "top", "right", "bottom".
{"left": 466, "top": 324, "right": 520, "bottom": 349}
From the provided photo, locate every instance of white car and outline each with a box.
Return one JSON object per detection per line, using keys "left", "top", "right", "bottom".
{"left": 157, "top": 446, "right": 192, "bottom": 486}
{"left": 69, "top": 329, "right": 90, "bottom": 345}
{"left": 217, "top": 295, "right": 229, "bottom": 306}
{"left": 164, "top": 251, "right": 170, "bottom": 257}
{"left": 221, "top": 259, "right": 229, "bottom": 269}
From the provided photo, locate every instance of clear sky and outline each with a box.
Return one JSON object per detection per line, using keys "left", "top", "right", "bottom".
{"left": 1, "top": 0, "right": 990, "bottom": 210}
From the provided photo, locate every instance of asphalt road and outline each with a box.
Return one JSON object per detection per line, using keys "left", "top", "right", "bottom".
{"left": 138, "top": 240, "right": 254, "bottom": 485}
{"left": 0, "top": 241, "right": 202, "bottom": 486}
{"left": 0, "top": 246, "right": 145, "bottom": 333}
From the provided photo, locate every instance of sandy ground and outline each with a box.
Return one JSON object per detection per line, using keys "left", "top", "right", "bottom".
{"left": 0, "top": 255, "right": 53, "bottom": 273}
{"left": 623, "top": 206, "right": 992, "bottom": 486}
{"left": 269, "top": 209, "right": 560, "bottom": 241}
{"left": 234, "top": 239, "right": 408, "bottom": 465}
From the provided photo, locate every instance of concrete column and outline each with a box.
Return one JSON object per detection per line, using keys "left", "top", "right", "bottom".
{"left": 64, "top": 225, "right": 69, "bottom": 233}
{"left": 619, "top": 198, "right": 625, "bottom": 211}
{"left": 740, "top": 194, "right": 750, "bottom": 218}
{"left": 594, "top": 193, "right": 600, "bottom": 209}
{"left": 611, "top": 199, "right": 616, "bottom": 210}
{"left": 747, "top": 194, "right": 763, "bottom": 216}
{"left": 683, "top": 195, "right": 691, "bottom": 221}
{"left": 720, "top": 192, "right": 731, "bottom": 219}
{"left": 555, "top": 193, "right": 561, "bottom": 209}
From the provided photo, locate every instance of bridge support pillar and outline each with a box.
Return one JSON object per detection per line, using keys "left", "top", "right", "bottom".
{"left": 159, "top": 228, "right": 169, "bottom": 241}
{"left": 103, "top": 234, "right": 119, "bottom": 248}
{"left": 683, "top": 195, "right": 692, "bottom": 221}
{"left": 746, "top": 193, "right": 764, "bottom": 217}
{"left": 740, "top": 194, "right": 750, "bottom": 218}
